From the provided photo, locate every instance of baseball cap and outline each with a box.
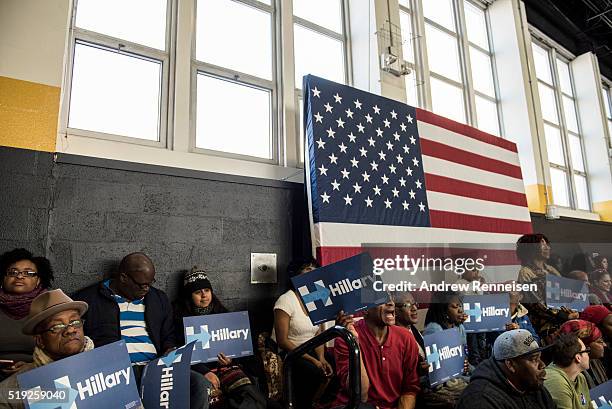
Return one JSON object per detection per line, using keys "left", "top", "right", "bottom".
{"left": 493, "top": 329, "right": 550, "bottom": 360}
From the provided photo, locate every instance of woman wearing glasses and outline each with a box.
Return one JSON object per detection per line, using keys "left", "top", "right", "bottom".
{"left": 0, "top": 248, "right": 54, "bottom": 381}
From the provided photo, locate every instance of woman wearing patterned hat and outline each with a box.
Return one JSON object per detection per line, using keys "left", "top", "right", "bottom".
{"left": 174, "top": 267, "right": 267, "bottom": 409}
{"left": 558, "top": 319, "right": 608, "bottom": 387}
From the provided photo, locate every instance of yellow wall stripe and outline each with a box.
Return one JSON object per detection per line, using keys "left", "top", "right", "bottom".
{"left": 0, "top": 76, "right": 60, "bottom": 152}
{"left": 525, "top": 183, "right": 552, "bottom": 214}
{"left": 594, "top": 200, "right": 612, "bottom": 223}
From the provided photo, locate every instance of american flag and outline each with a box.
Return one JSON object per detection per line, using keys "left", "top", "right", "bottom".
{"left": 303, "top": 75, "right": 532, "bottom": 278}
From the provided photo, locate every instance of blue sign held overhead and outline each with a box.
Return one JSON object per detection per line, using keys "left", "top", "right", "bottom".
{"left": 424, "top": 327, "right": 465, "bottom": 387}
{"left": 291, "top": 253, "right": 388, "bottom": 325}
{"left": 462, "top": 294, "right": 510, "bottom": 333}
{"left": 546, "top": 274, "right": 589, "bottom": 312}
{"left": 18, "top": 341, "right": 142, "bottom": 409}
{"left": 591, "top": 380, "right": 612, "bottom": 409}
{"left": 183, "top": 311, "right": 253, "bottom": 364}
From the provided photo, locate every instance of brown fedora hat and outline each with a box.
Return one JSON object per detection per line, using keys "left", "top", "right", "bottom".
{"left": 22, "top": 289, "right": 88, "bottom": 335}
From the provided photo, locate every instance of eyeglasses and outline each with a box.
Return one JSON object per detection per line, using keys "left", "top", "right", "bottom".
{"left": 577, "top": 347, "right": 591, "bottom": 355}
{"left": 395, "top": 302, "right": 419, "bottom": 310}
{"left": 43, "top": 319, "right": 84, "bottom": 335}
{"left": 5, "top": 270, "right": 38, "bottom": 278}
{"left": 124, "top": 273, "right": 155, "bottom": 289}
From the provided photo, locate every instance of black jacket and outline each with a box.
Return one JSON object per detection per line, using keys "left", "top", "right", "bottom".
{"left": 73, "top": 281, "right": 177, "bottom": 356}
{"left": 456, "top": 357, "right": 557, "bottom": 409}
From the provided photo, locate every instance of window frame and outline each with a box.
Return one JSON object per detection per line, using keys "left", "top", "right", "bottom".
{"left": 292, "top": 0, "right": 352, "bottom": 166}
{"left": 190, "top": 0, "right": 279, "bottom": 164}
{"left": 603, "top": 79, "right": 612, "bottom": 150}
{"left": 530, "top": 33, "right": 591, "bottom": 211}
{"left": 61, "top": 0, "right": 174, "bottom": 148}
{"left": 399, "top": 0, "right": 503, "bottom": 135}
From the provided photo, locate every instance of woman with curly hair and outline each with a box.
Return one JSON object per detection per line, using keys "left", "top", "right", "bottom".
{"left": 515, "top": 234, "right": 578, "bottom": 344}
{"left": 0, "top": 248, "right": 54, "bottom": 381}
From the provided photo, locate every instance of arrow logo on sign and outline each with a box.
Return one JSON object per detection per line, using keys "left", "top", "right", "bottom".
{"left": 28, "top": 377, "right": 78, "bottom": 409}
{"left": 186, "top": 326, "right": 211, "bottom": 349}
{"left": 300, "top": 281, "right": 332, "bottom": 313}
{"left": 463, "top": 303, "right": 482, "bottom": 323}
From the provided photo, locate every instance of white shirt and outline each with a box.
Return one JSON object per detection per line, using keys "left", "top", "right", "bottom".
{"left": 271, "top": 290, "right": 319, "bottom": 348}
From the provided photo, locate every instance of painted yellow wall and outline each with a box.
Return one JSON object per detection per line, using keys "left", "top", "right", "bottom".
{"left": 0, "top": 76, "right": 61, "bottom": 152}
{"left": 525, "top": 183, "right": 553, "bottom": 214}
{"left": 594, "top": 201, "right": 612, "bottom": 223}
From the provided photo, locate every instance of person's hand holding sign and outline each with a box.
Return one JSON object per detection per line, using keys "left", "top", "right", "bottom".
{"left": 505, "top": 322, "right": 520, "bottom": 331}
{"left": 204, "top": 371, "right": 221, "bottom": 390}
{"left": 335, "top": 310, "right": 358, "bottom": 339}
{"left": 217, "top": 352, "right": 232, "bottom": 367}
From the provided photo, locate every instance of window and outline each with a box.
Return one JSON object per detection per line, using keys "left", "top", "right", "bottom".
{"left": 67, "top": 0, "right": 170, "bottom": 143}
{"left": 293, "top": 0, "right": 348, "bottom": 163}
{"left": 194, "top": 0, "right": 276, "bottom": 161}
{"left": 531, "top": 39, "right": 590, "bottom": 210}
{"left": 399, "top": 0, "right": 501, "bottom": 134}
{"left": 603, "top": 83, "right": 612, "bottom": 147}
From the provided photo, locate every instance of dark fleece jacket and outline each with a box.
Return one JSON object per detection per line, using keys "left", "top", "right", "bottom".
{"left": 456, "top": 357, "right": 557, "bottom": 409}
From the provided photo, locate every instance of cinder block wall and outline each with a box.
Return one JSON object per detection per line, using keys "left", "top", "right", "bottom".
{"left": 0, "top": 146, "right": 309, "bottom": 333}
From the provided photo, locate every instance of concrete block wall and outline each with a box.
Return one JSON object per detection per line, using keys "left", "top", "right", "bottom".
{"left": 0, "top": 146, "right": 308, "bottom": 333}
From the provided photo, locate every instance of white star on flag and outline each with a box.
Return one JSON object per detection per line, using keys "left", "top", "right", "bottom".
{"left": 386, "top": 141, "right": 394, "bottom": 151}
{"left": 392, "top": 187, "right": 399, "bottom": 197}
{"left": 410, "top": 135, "right": 416, "bottom": 144}
{"left": 415, "top": 179, "right": 422, "bottom": 189}
{"left": 319, "top": 165, "right": 328, "bottom": 176}
{"left": 396, "top": 154, "right": 403, "bottom": 163}
{"left": 400, "top": 123, "right": 407, "bottom": 131}
{"left": 324, "top": 103, "right": 333, "bottom": 113}
{"left": 344, "top": 194, "right": 353, "bottom": 205}
{"left": 321, "top": 192, "right": 330, "bottom": 203}
{"left": 402, "top": 200, "right": 410, "bottom": 210}
{"left": 412, "top": 157, "right": 420, "bottom": 167}
{"left": 373, "top": 105, "right": 381, "bottom": 114}
{"left": 348, "top": 133, "right": 357, "bottom": 143}
{"left": 383, "top": 119, "right": 391, "bottom": 128}
{"left": 381, "top": 174, "right": 389, "bottom": 184}
{"left": 353, "top": 183, "right": 362, "bottom": 193}
{"left": 389, "top": 164, "right": 397, "bottom": 174}
{"left": 336, "top": 118, "right": 345, "bottom": 128}
{"left": 359, "top": 147, "right": 368, "bottom": 157}
{"left": 345, "top": 108, "right": 354, "bottom": 118}
{"left": 365, "top": 113, "right": 373, "bottom": 123}
{"left": 367, "top": 137, "right": 376, "bottom": 147}
{"left": 341, "top": 168, "right": 350, "bottom": 179}
{"left": 339, "top": 143, "right": 348, "bottom": 153}
{"left": 403, "top": 145, "right": 410, "bottom": 154}
{"left": 391, "top": 110, "right": 398, "bottom": 119}
{"left": 406, "top": 114, "right": 413, "bottom": 123}
{"left": 370, "top": 161, "right": 379, "bottom": 171}
{"left": 326, "top": 128, "right": 335, "bottom": 138}
{"left": 393, "top": 132, "right": 401, "bottom": 141}
{"left": 362, "top": 171, "right": 370, "bottom": 182}
{"left": 373, "top": 185, "right": 381, "bottom": 195}
{"left": 365, "top": 197, "right": 373, "bottom": 207}
{"left": 314, "top": 112, "right": 323, "bottom": 123}
{"left": 350, "top": 157, "right": 359, "bottom": 168}
{"left": 329, "top": 153, "right": 338, "bottom": 164}
{"left": 331, "top": 179, "right": 340, "bottom": 190}
{"left": 357, "top": 123, "right": 365, "bottom": 133}
{"left": 409, "top": 189, "right": 416, "bottom": 199}
{"left": 334, "top": 93, "right": 342, "bottom": 103}
{"left": 316, "top": 139, "right": 325, "bottom": 149}
{"left": 354, "top": 99, "right": 362, "bottom": 109}
{"left": 376, "top": 128, "right": 384, "bottom": 137}
{"left": 399, "top": 177, "right": 406, "bottom": 186}
{"left": 384, "top": 198, "right": 392, "bottom": 208}
{"left": 419, "top": 202, "right": 426, "bottom": 212}
{"left": 378, "top": 151, "right": 386, "bottom": 161}
{"left": 311, "top": 87, "right": 321, "bottom": 97}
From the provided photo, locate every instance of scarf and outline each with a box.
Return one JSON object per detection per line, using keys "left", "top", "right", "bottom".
{"left": 194, "top": 304, "right": 213, "bottom": 315}
{"left": 32, "top": 336, "right": 95, "bottom": 367}
{"left": 0, "top": 286, "right": 46, "bottom": 320}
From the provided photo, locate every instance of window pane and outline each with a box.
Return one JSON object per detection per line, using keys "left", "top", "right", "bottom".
{"left": 69, "top": 43, "right": 161, "bottom": 141}
{"left": 562, "top": 96, "right": 579, "bottom": 133}
{"left": 293, "top": 0, "right": 343, "bottom": 33}
{"left": 423, "top": 0, "right": 455, "bottom": 32}
{"left": 400, "top": 11, "right": 415, "bottom": 63}
{"left": 196, "top": 74, "right": 271, "bottom": 159}
{"left": 573, "top": 174, "right": 590, "bottom": 210}
{"left": 400, "top": 0, "right": 411, "bottom": 7}
{"left": 550, "top": 168, "right": 570, "bottom": 207}
{"left": 475, "top": 96, "right": 499, "bottom": 135}
{"left": 538, "top": 82, "right": 558, "bottom": 124}
{"left": 294, "top": 24, "right": 345, "bottom": 88}
{"left": 543, "top": 124, "right": 565, "bottom": 166}
{"left": 405, "top": 68, "right": 418, "bottom": 107}
{"left": 464, "top": 1, "right": 489, "bottom": 50}
{"left": 603, "top": 88, "right": 611, "bottom": 119}
{"left": 75, "top": 0, "right": 167, "bottom": 50}
{"left": 470, "top": 47, "right": 495, "bottom": 96}
{"left": 430, "top": 77, "right": 466, "bottom": 123}
{"left": 425, "top": 24, "right": 461, "bottom": 82}
{"left": 556, "top": 59, "right": 572, "bottom": 96}
{"left": 569, "top": 134, "right": 585, "bottom": 172}
{"left": 196, "top": 0, "right": 272, "bottom": 80}
{"left": 532, "top": 42, "right": 552, "bottom": 84}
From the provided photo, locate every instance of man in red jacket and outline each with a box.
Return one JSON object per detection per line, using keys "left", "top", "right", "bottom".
{"left": 334, "top": 299, "right": 421, "bottom": 409}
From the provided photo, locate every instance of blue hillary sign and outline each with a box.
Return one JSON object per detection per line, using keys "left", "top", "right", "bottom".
{"left": 591, "top": 380, "right": 612, "bottom": 409}
{"left": 140, "top": 341, "right": 196, "bottom": 409}
{"left": 18, "top": 341, "right": 141, "bottom": 409}
{"left": 183, "top": 311, "right": 253, "bottom": 364}
{"left": 424, "top": 328, "right": 465, "bottom": 387}
{"left": 462, "top": 294, "right": 510, "bottom": 333}
{"left": 290, "top": 253, "right": 388, "bottom": 325}
{"left": 546, "top": 274, "right": 588, "bottom": 311}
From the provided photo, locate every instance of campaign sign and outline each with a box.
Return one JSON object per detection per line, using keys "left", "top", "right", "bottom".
{"left": 183, "top": 311, "right": 253, "bottom": 364}
{"left": 546, "top": 274, "right": 589, "bottom": 311}
{"left": 140, "top": 341, "right": 196, "bottom": 409}
{"left": 462, "top": 294, "right": 510, "bottom": 333}
{"left": 290, "top": 252, "right": 388, "bottom": 325}
{"left": 18, "top": 340, "right": 141, "bottom": 409}
{"left": 424, "top": 327, "right": 465, "bottom": 387}
{"left": 590, "top": 380, "right": 612, "bottom": 409}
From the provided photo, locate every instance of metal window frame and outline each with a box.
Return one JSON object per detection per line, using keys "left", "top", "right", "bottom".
{"left": 401, "top": 0, "right": 502, "bottom": 134}
{"left": 60, "top": 0, "right": 174, "bottom": 148}
{"left": 189, "top": 0, "right": 279, "bottom": 164}
{"left": 292, "top": 0, "right": 351, "bottom": 167}
{"left": 531, "top": 35, "right": 592, "bottom": 211}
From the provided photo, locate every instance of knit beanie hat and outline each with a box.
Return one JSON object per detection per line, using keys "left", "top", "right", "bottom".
{"left": 184, "top": 266, "right": 212, "bottom": 294}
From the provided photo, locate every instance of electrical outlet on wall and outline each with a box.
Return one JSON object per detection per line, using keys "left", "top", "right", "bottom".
{"left": 250, "top": 253, "right": 277, "bottom": 284}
